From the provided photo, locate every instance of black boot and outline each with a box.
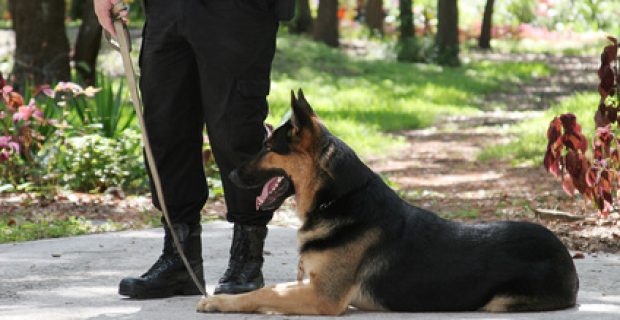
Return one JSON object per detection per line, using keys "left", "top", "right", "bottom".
{"left": 118, "top": 223, "right": 205, "bottom": 298}
{"left": 214, "top": 224, "right": 267, "bottom": 295}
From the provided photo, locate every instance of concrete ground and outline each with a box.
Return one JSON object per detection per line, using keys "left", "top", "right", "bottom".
{"left": 1, "top": 221, "right": 619, "bottom": 320}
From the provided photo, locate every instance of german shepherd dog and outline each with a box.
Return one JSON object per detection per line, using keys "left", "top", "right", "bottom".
{"left": 197, "top": 90, "right": 579, "bottom": 315}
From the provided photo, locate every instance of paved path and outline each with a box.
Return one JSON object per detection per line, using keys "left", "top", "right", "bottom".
{"left": 1, "top": 222, "right": 619, "bottom": 319}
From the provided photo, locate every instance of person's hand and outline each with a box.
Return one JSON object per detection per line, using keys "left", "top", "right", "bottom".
{"left": 94, "top": 0, "right": 128, "bottom": 37}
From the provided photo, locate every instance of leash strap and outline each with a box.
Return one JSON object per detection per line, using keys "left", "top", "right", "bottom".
{"left": 109, "top": 1, "right": 207, "bottom": 297}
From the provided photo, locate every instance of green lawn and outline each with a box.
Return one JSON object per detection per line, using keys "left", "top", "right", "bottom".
{"left": 474, "top": 37, "right": 607, "bottom": 56}
{"left": 268, "top": 35, "right": 551, "bottom": 157}
{"left": 479, "top": 93, "right": 598, "bottom": 165}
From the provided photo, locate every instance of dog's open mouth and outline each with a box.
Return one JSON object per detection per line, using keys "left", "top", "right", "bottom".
{"left": 256, "top": 176, "right": 293, "bottom": 211}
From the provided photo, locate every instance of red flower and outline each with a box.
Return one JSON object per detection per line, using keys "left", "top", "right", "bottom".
{"left": 12, "top": 99, "right": 44, "bottom": 124}
{"left": 0, "top": 135, "right": 19, "bottom": 162}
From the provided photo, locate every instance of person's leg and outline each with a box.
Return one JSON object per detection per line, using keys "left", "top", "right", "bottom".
{"left": 118, "top": 0, "right": 206, "bottom": 298}
{"left": 186, "top": 0, "right": 279, "bottom": 294}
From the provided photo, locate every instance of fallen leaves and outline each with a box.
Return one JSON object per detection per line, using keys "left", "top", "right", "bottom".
{"left": 572, "top": 252, "right": 585, "bottom": 259}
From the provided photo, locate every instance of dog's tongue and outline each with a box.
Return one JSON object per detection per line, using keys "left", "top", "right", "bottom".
{"left": 256, "top": 177, "right": 282, "bottom": 210}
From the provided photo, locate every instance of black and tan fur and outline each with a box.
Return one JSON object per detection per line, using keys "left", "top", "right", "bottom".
{"left": 196, "top": 90, "right": 579, "bottom": 315}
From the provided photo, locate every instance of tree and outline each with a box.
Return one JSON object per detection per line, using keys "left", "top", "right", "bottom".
{"left": 365, "top": 0, "right": 384, "bottom": 35}
{"left": 397, "top": 0, "right": 417, "bottom": 62}
{"left": 478, "top": 0, "right": 495, "bottom": 49}
{"left": 313, "top": 0, "right": 339, "bottom": 47}
{"left": 436, "top": 0, "right": 459, "bottom": 66}
{"left": 9, "top": 0, "right": 71, "bottom": 86}
{"left": 74, "top": 0, "right": 102, "bottom": 85}
{"left": 68, "top": 0, "right": 84, "bottom": 20}
{"left": 290, "top": 0, "right": 314, "bottom": 34}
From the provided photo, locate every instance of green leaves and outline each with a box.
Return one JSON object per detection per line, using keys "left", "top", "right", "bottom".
{"left": 53, "top": 76, "right": 135, "bottom": 138}
{"left": 91, "top": 75, "right": 135, "bottom": 138}
{"left": 43, "top": 130, "right": 145, "bottom": 193}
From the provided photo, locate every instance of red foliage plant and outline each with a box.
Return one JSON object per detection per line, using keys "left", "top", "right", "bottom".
{"left": 544, "top": 36, "right": 619, "bottom": 217}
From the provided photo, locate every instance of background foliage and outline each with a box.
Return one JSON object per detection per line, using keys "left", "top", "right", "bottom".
{"left": 0, "top": 0, "right": 617, "bottom": 242}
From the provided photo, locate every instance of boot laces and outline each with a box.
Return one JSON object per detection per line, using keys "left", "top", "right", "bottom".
{"left": 141, "top": 253, "right": 180, "bottom": 278}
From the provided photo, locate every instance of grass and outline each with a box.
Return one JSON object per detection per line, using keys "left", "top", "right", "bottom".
{"left": 0, "top": 207, "right": 167, "bottom": 244}
{"left": 439, "top": 208, "right": 481, "bottom": 220}
{"left": 479, "top": 93, "right": 599, "bottom": 165}
{"left": 0, "top": 216, "right": 98, "bottom": 243}
{"left": 471, "top": 37, "right": 608, "bottom": 56}
{"left": 268, "top": 34, "right": 551, "bottom": 157}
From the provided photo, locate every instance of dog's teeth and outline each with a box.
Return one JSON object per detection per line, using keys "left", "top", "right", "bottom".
{"left": 273, "top": 177, "right": 283, "bottom": 190}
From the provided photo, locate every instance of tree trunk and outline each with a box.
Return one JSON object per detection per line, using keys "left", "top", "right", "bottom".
{"left": 478, "top": 0, "right": 494, "bottom": 49}
{"left": 365, "top": 0, "right": 383, "bottom": 35}
{"left": 10, "top": 0, "right": 70, "bottom": 87}
{"left": 74, "top": 0, "right": 102, "bottom": 85}
{"left": 69, "top": 0, "right": 84, "bottom": 20}
{"left": 397, "top": 0, "right": 417, "bottom": 62}
{"left": 290, "top": 0, "right": 313, "bottom": 34}
{"left": 313, "top": 0, "right": 339, "bottom": 47}
{"left": 436, "top": 0, "right": 459, "bottom": 66}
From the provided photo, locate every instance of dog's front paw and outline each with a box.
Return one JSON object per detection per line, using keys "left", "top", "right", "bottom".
{"left": 196, "top": 296, "right": 221, "bottom": 313}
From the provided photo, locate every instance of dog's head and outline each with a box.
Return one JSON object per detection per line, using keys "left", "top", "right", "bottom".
{"left": 230, "top": 89, "right": 331, "bottom": 212}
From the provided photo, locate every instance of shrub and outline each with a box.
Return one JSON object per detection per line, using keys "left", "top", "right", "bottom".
{"left": 49, "top": 77, "right": 135, "bottom": 138}
{"left": 42, "top": 129, "right": 146, "bottom": 193}
{"left": 544, "top": 37, "right": 619, "bottom": 216}
{"left": 506, "top": 0, "right": 536, "bottom": 25}
{"left": 397, "top": 36, "right": 436, "bottom": 63}
{"left": 0, "top": 83, "right": 53, "bottom": 185}
{"left": 0, "top": 74, "right": 142, "bottom": 191}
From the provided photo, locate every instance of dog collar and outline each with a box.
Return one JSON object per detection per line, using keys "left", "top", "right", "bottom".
{"left": 314, "top": 178, "right": 371, "bottom": 213}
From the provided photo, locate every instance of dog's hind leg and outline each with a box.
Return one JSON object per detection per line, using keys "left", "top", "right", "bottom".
{"left": 196, "top": 280, "right": 352, "bottom": 315}
{"left": 481, "top": 295, "right": 577, "bottom": 312}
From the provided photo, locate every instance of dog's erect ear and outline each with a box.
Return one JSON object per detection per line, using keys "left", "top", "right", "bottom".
{"left": 296, "top": 89, "right": 315, "bottom": 114}
{"left": 290, "top": 89, "right": 315, "bottom": 132}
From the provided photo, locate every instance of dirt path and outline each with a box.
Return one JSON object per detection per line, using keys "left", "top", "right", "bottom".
{"left": 367, "top": 53, "right": 620, "bottom": 253}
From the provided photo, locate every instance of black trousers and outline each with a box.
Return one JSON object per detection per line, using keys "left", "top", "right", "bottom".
{"left": 140, "top": 0, "right": 278, "bottom": 226}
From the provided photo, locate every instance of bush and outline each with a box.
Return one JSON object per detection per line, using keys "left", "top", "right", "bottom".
{"left": 0, "top": 73, "right": 147, "bottom": 192}
{"left": 42, "top": 129, "right": 146, "bottom": 192}
{"left": 397, "top": 36, "right": 436, "bottom": 63}
{"left": 50, "top": 78, "right": 135, "bottom": 138}
{"left": 543, "top": 37, "right": 619, "bottom": 216}
{"left": 506, "top": 0, "right": 536, "bottom": 25}
{"left": 0, "top": 84, "right": 54, "bottom": 185}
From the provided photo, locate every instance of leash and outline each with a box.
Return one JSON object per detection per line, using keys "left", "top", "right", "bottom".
{"left": 108, "top": 1, "right": 208, "bottom": 297}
